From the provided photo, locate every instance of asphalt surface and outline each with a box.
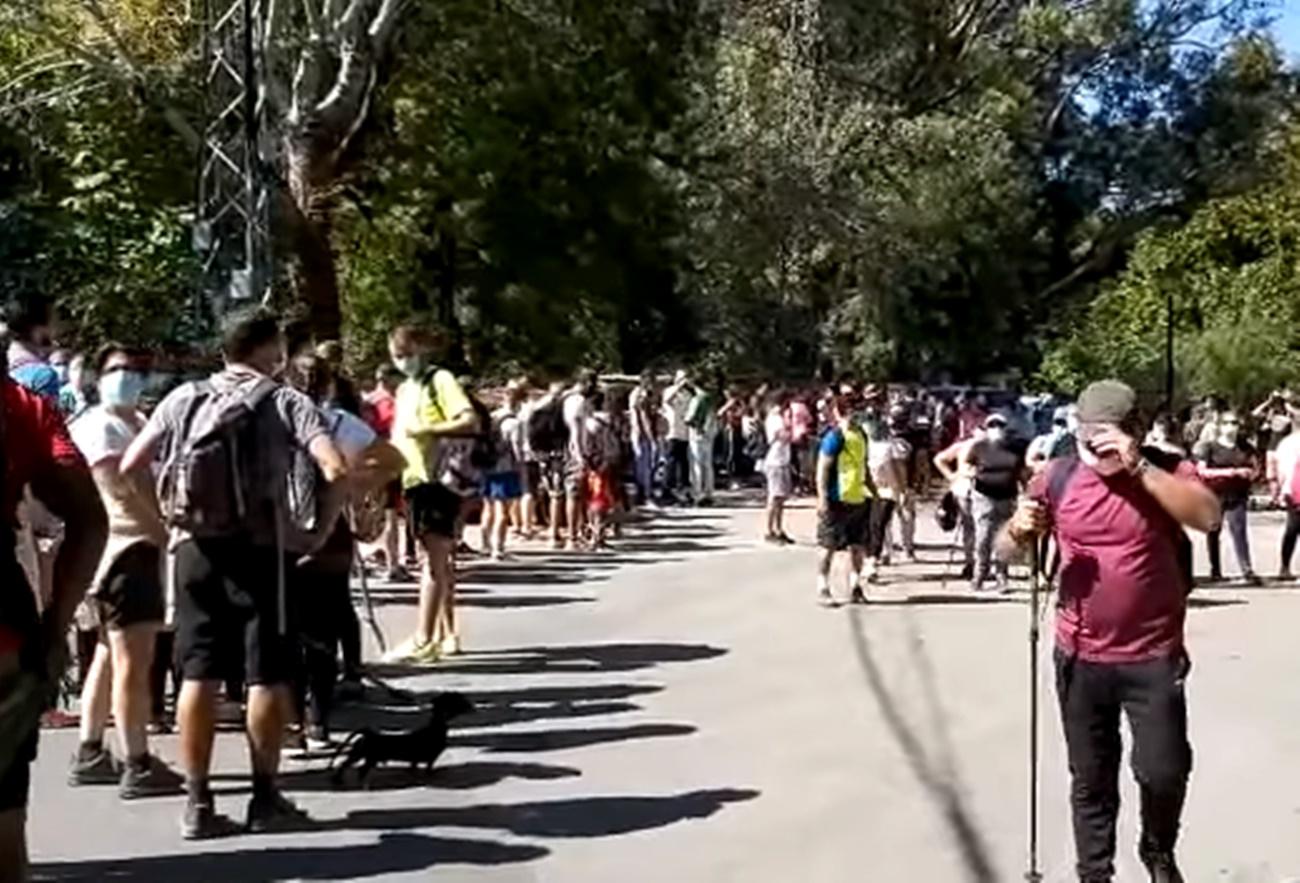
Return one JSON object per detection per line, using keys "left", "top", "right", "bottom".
{"left": 23, "top": 494, "right": 1300, "bottom": 882}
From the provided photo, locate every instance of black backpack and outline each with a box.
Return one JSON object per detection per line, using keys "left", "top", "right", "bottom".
{"left": 468, "top": 395, "right": 497, "bottom": 471}
{"left": 158, "top": 378, "right": 281, "bottom": 537}
{"left": 527, "top": 397, "right": 569, "bottom": 454}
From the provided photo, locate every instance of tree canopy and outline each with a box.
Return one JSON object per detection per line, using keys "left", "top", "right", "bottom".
{"left": 1, "top": 0, "right": 1296, "bottom": 400}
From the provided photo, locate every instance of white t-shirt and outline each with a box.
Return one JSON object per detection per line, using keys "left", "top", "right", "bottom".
{"left": 1274, "top": 432, "right": 1300, "bottom": 501}
{"left": 663, "top": 387, "right": 691, "bottom": 441}
{"left": 70, "top": 405, "right": 141, "bottom": 468}
{"left": 563, "top": 391, "right": 590, "bottom": 461}
{"left": 869, "top": 436, "right": 912, "bottom": 500}
{"left": 763, "top": 409, "right": 791, "bottom": 468}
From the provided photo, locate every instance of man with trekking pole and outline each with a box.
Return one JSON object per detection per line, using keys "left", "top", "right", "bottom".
{"left": 998, "top": 380, "right": 1221, "bottom": 883}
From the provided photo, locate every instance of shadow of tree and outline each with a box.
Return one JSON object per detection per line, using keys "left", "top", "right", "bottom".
{"left": 847, "top": 606, "right": 998, "bottom": 883}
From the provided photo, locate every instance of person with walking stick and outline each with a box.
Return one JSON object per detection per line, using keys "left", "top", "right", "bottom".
{"left": 999, "top": 380, "right": 1221, "bottom": 883}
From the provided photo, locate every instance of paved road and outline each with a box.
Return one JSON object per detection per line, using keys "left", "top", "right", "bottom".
{"left": 24, "top": 496, "right": 1300, "bottom": 882}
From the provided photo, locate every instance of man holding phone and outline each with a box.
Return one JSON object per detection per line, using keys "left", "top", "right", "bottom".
{"left": 999, "top": 380, "right": 1220, "bottom": 883}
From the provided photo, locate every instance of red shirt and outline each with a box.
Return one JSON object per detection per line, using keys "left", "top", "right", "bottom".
{"left": 3, "top": 380, "right": 83, "bottom": 522}
{"left": 2, "top": 380, "right": 84, "bottom": 653}
{"left": 1032, "top": 460, "right": 1200, "bottom": 664}
{"left": 364, "top": 388, "right": 396, "bottom": 439}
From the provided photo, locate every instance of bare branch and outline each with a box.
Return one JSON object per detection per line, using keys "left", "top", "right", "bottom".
{"left": 368, "top": 0, "right": 407, "bottom": 50}
{"left": 0, "top": 59, "right": 87, "bottom": 95}
{"left": 336, "top": 0, "right": 373, "bottom": 33}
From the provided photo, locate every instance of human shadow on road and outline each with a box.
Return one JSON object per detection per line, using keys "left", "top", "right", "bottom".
{"left": 453, "top": 722, "right": 696, "bottom": 753}
{"left": 30, "top": 833, "right": 548, "bottom": 882}
{"left": 419, "top": 641, "right": 727, "bottom": 676}
{"left": 338, "top": 788, "right": 759, "bottom": 838}
{"left": 864, "top": 594, "right": 1022, "bottom": 606}
{"left": 455, "top": 593, "right": 598, "bottom": 608}
{"left": 847, "top": 607, "right": 998, "bottom": 883}
{"left": 214, "top": 760, "right": 582, "bottom": 794}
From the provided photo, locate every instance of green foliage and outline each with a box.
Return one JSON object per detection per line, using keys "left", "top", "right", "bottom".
{"left": 1040, "top": 129, "right": 1300, "bottom": 406}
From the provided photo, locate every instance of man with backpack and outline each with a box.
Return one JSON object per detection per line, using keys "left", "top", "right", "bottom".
{"left": 0, "top": 371, "right": 107, "bottom": 881}
{"left": 381, "top": 323, "right": 478, "bottom": 662}
{"left": 120, "top": 307, "right": 346, "bottom": 839}
{"left": 1000, "top": 380, "right": 1221, "bottom": 883}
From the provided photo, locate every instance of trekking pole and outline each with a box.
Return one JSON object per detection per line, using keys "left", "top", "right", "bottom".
{"left": 354, "top": 550, "right": 387, "bottom": 654}
{"left": 1026, "top": 538, "right": 1044, "bottom": 883}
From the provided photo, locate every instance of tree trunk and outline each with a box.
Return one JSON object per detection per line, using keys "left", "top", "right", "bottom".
{"left": 282, "top": 133, "right": 343, "bottom": 341}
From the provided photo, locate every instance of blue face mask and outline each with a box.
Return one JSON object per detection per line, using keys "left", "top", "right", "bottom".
{"left": 99, "top": 370, "right": 145, "bottom": 409}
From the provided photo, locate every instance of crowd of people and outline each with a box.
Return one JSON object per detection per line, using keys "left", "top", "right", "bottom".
{"left": 5, "top": 287, "right": 1300, "bottom": 882}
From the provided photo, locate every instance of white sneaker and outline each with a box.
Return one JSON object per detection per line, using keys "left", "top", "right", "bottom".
{"left": 382, "top": 635, "right": 439, "bottom": 664}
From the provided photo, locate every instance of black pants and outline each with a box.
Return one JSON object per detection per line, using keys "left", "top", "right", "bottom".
{"left": 666, "top": 439, "right": 690, "bottom": 496}
{"left": 1056, "top": 652, "right": 1192, "bottom": 881}
{"left": 866, "top": 498, "right": 896, "bottom": 558}
{"left": 1280, "top": 502, "right": 1300, "bottom": 572}
{"left": 1206, "top": 498, "right": 1251, "bottom": 577}
{"left": 339, "top": 589, "right": 361, "bottom": 679}
{"left": 293, "top": 562, "right": 353, "bottom": 731}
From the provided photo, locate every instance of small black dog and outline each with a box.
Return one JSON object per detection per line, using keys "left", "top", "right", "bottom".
{"left": 331, "top": 691, "right": 474, "bottom": 787}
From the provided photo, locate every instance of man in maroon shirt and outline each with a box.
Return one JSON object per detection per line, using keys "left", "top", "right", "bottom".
{"left": 1000, "top": 380, "right": 1220, "bottom": 883}
{"left": 0, "top": 375, "right": 106, "bottom": 880}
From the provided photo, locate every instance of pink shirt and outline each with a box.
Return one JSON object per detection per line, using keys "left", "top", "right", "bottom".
{"left": 1032, "top": 460, "right": 1200, "bottom": 663}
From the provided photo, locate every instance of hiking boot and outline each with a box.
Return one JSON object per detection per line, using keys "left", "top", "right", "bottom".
{"left": 181, "top": 800, "right": 241, "bottom": 840}
{"left": 119, "top": 754, "right": 184, "bottom": 800}
{"left": 68, "top": 747, "right": 120, "bottom": 786}
{"left": 1141, "top": 851, "right": 1185, "bottom": 883}
{"left": 246, "top": 789, "right": 314, "bottom": 834}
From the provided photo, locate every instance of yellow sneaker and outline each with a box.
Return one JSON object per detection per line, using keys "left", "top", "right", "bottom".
{"left": 439, "top": 634, "right": 462, "bottom": 657}
{"left": 409, "top": 639, "right": 443, "bottom": 666}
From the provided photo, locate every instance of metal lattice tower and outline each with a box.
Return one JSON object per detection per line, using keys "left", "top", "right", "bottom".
{"left": 195, "top": 0, "right": 271, "bottom": 310}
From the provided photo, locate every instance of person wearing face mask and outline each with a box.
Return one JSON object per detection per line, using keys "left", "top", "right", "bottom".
{"left": 121, "top": 306, "right": 346, "bottom": 838}
{"left": 961, "top": 413, "right": 1024, "bottom": 593}
{"left": 1192, "top": 410, "right": 1260, "bottom": 585}
{"left": 66, "top": 344, "right": 183, "bottom": 800}
{"left": 381, "top": 322, "right": 478, "bottom": 665}
{"left": 1000, "top": 380, "right": 1221, "bottom": 883}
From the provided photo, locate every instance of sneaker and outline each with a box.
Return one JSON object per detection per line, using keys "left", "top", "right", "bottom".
{"left": 181, "top": 801, "right": 241, "bottom": 840}
{"left": 119, "top": 754, "right": 184, "bottom": 800}
{"left": 439, "top": 634, "right": 462, "bottom": 657}
{"left": 283, "top": 726, "right": 309, "bottom": 759}
{"left": 1278, "top": 569, "right": 1294, "bottom": 583}
{"left": 1241, "top": 572, "right": 1263, "bottom": 587}
{"left": 385, "top": 566, "right": 414, "bottom": 583}
{"left": 381, "top": 635, "right": 438, "bottom": 664}
{"left": 68, "top": 747, "right": 120, "bottom": 786}
{"left": 305, "top": 725, "right": 332, "bottom": 753}
{"left": 696, "top": 498, "right": 715, "bottom": 508}
{"left": 1141, "top": 851, "right": 1185, "bottom": 883}
{"left": 959, "top": 562, "right": 974, "bottom": 581}
{"left": 146, "top": 719, "right": 173, "bottom": 736}
{"left": 905, "top": 550, "right": 918, "bottom": 563}
{"left": 764, "top": 534, "right": 781, "bottom": 545}
{"left": 849, "top": 586, "right": 869, "bottom": 605}
{"left": 1208, "top": 570, "right": 1224, "bottom": 583}
{"left": 817, "top": 588, "right": 839, "bottom": 608}
{"left": 246, "top": 789, "right": 314, "bottom": 834}
{"left": 778, "top": 533, "right": 796, "bottom": 546}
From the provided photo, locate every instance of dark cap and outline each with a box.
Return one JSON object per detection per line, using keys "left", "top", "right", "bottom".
{"left": 1077, "top": 380, "right": 1136, "bottom": 425}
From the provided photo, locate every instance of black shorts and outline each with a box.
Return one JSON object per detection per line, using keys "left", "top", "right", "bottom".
{"left": 405, "top": 483, "right": 461, "bottom": 539}
{"left": 96, "top": 543, "right": 164, "bottom": 630}
{"left": 523, "top": 461, "right": 542, "bottom": 497}
{"left": 174, "top": 538, "right": 293, "bottom": 686}
{"left": 817, "top": 502, "right": 869, "bottom": 551}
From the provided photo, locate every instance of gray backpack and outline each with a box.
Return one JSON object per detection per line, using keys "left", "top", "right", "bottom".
{"left": 158, "top": 378, "right": 281, "bottom": 536}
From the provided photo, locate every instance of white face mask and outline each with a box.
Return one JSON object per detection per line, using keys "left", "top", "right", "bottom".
{"left": 393, "top": 355, "right": 425, "bottom": 379}
{"left": 986, "top": 428, "right": 1006, "bottom": 444}
{"left": 1078, "top": 438, "right": 1126, "bottom": 477}
{"left": 99, "top": 370, "right": 145, "bottom": 409}
{"left": 1220, "top": 426, "right": 1240, "bottom": 445}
